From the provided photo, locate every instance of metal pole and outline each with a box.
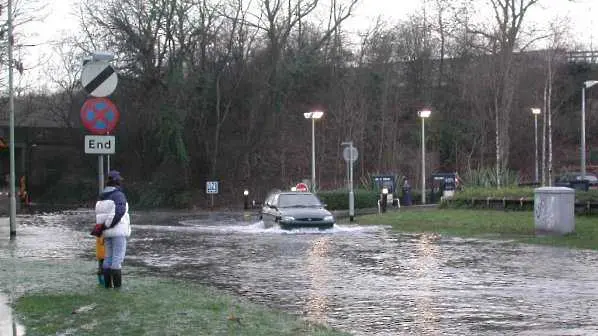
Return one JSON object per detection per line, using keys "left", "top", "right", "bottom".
{"left": 98, "top": 156, "right": 104, "bottom": 195}
{"left": 8, "top": 0, "right": 16, "bottom": 239}
{"left": 349, "top": 143, "right": 354, "bottom": 222}
{"left": 421, "top": 118, "right": 426, "bottom": 205}
{"left": 534, "top": 114, "right": 539, "bottom": 183}
{"left": 106, "top": 133, "right": 111, "bottom": 172}
{"left": 581, "top": 86, "right": 586, "bottom": 181}
{"left": 311, "top": 118, "right": 316, "bottom": 191}
{"left": 346, "top": 159, "right": 350, "bottom": 190}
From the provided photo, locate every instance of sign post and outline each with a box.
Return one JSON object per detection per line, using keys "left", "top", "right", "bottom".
{"left": 81, "top": 53, "right": 119, "bottom": 195}
{"left": 342, "top": 142, "right": 358, "bottom": 221}
{"left": 206, "top": 181, "right": 219, "bottom": 207}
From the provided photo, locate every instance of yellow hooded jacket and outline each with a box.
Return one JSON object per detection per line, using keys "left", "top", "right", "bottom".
{"left": 95, "top": 236, "right": 105, "bottom": 260}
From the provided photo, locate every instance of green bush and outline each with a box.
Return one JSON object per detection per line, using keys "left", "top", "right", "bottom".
{"left": 455, "top": 186, "right": 535, "bottom": 199}
{"left": 444, "top": 186, "right": 598, "bottom": 212}
{"left": 126, "top": 181, "right": 194, "bottom": 209}
{"left": 317, "top": 190, "right": 379, "bottom": 210}
{"left": 36, "top": 177, "right": 97, "bottom": 205}
{"left": 463, "top": 168, "right": 519, "bottom": 187}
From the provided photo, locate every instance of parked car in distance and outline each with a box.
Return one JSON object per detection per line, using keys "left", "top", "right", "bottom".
{"left": 554, "top": 172, "right": 598, "bottom": 190}
{"left": 259, "top": 191, "right": 335, "bottom": 230}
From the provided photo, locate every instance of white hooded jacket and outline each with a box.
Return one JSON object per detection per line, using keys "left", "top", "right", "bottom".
{"left": 95, "top": 188, "right": 131, "bottom": 238}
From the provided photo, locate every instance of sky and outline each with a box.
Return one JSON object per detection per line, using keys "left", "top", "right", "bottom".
{"left": 14, "top": 0, "right": 598, "bottom": 90}
{"left": 344, "top": 0, "right": 597, "bottom": 47}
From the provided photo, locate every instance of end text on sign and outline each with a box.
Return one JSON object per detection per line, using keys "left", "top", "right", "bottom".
{"left": 84, "top": 135, "right": 116, "bottom": 154}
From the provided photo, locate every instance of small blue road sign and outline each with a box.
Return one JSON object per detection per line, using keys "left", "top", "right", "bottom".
{"left": 206, "top": 181, "right": 219, "bottom": 194}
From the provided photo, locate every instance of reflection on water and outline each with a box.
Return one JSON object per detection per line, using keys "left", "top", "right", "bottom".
{"left": 305, "top": 237, "right": 332, "bottom": 323}
{"left": 413, "top": 233, "right": 441, "bottom": 335}
{"left": 0, "top": 294, "right": 24, "bottom": 336}
{"left": 0, "top": 220, "right": 26, "bottom": 336}
{"left": 4, "top": 211, "right": 598, "bottom": 335}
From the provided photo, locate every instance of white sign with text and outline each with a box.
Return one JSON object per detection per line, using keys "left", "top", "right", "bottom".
{"left": 84, "top": 135, "right": 115, "bottom": 154}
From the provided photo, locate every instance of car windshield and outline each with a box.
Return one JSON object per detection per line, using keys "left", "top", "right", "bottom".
{"left": 564, "top": 174, "right": 598, "bottom": 182}
{"left": 278, "top": 194, "right": 322, "bottom": 208}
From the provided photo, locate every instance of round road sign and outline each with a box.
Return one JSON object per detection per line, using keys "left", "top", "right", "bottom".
{"left": 343, "top": 146, "right": 358, "bottom": 162}
{"left": 80, "top": 97, "right": 120, "bottom": 134}
{"left": 296, "top": 182, "right": 309, "bottom": 192}
{"left": 81, "top": 61, "right": 118, "bottom": 97}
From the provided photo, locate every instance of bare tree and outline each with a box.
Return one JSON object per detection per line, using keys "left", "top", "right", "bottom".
{"left": 466, "top": 0, "right": 541, "bottom": 186}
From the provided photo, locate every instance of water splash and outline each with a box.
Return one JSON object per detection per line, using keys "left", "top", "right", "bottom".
{"left": 140, "top": 219, "right": 388, "bottom": 235}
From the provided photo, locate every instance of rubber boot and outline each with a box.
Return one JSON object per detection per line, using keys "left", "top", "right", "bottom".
{"left": 112, "top": 269, "right": 122, "bottom": 288}
{"left": 97, "top": 260, "right": 105, "bottom": 286}
{"left": 97, "top": 273, "right": 105, "bottom": 286}
{"left": 103, "top": 268, "right": 112, "bottom": 288}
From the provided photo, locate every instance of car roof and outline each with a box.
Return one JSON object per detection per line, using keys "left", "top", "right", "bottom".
{"left": 560, "top": 172, "right": 598, "bottom": 177}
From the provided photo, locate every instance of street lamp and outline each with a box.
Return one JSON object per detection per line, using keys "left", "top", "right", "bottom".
{"left": 243, "top": 189, "right": 249, "bottom": 210}
{"left": 8, "top": 0, "right": 16, "bottom": 238}
{"left": 304, "top": 111, "right": 324, "bottom": 191}
{"left": 531, "top": 108, "right": 541, "bottom": 183}
{"left": 582, "top": 80, "right": 598, "bottom": 182}
{"left": 418, "top": 109, "right": 431, "bottom": 205}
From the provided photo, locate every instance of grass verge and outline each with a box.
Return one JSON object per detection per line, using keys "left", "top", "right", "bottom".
{"left": 6, "top": 259, "right": 348, "bottom": 336}
{"left": 357, "top": 209, "right": 598, "bottom": 250}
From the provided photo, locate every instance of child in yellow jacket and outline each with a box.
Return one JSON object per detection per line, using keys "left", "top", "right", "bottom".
{"left": 94, "top": 230, "right": 106, "bottom": 286}
{"left": 91, "top": 223, "right": 106, "bottom": 285}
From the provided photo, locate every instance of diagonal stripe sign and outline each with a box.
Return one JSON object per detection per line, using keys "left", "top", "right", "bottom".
{"left": 81, "top": 61, "right": 118, "bottom": 97}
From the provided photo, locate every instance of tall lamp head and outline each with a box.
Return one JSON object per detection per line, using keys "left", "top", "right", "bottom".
{"left": 584, "top": 80, "right": 598, "bottom": 89}
{"left": 418, "top": 110, "right": 431, "bottom": 118}
{"left": 304, "top": 111, "right": 324, "bottom": 119}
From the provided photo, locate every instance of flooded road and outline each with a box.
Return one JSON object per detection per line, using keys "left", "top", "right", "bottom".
{"left": 3, "top": 210, "right": 598, "bottom": 335}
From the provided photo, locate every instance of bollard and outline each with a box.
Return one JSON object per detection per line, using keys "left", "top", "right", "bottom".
{"left": 380, "top": 188, "right": 388, "bottom": 213}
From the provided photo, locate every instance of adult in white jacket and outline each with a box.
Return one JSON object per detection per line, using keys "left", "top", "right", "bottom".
{"left": 96, "top": 170, "right": 131, "bottom": 288}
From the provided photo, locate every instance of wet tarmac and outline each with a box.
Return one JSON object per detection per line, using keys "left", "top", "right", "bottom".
{"left": 3, "top": 210, "right": 598, "bottom": 335}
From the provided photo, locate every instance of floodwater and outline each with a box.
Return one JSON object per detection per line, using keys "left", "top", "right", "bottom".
{"left": 3, "top": 210, "right": 598, "bottom": 335}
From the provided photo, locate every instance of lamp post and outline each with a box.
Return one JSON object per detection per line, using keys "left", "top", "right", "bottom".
{"left": 304, "top": 111, "right": 324, "bottom": 191}
{"left": 8, "top": 0, "right": 16, "bottom": 238}
{"left": 418, "top": 110, "right": 431, "bottom": 205}
{"left": 531, "top": 108, "right": 541, "bottom": 183}
{"left": 582, "top": 81, "right": 598, "bottom": 182}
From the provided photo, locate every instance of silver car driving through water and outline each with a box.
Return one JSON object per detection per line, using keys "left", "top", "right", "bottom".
{"left": 259, "top": 191, "right": 335, "bottom": 230}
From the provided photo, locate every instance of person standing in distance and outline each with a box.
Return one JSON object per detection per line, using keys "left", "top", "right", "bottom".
{"left": 95, "top": 170, "right": 131, "bottom": 288}
{"left": 402, "top": 177, "right": 412, "bottom": 206}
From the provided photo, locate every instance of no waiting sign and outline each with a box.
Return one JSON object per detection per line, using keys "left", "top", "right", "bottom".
{"left": 80, "top": 97, "right": 120, "bottom": 134}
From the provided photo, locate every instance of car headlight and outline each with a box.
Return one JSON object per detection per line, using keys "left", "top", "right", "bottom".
{"left": 324, "top": 215, "right": 334, "bottom": 222}
{"left": 281, "top": 216, "right": 295, "bottom": 222}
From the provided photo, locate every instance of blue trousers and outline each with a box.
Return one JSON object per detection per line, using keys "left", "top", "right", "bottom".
{"left": 103, "top": 236, "right": 127, "bottom": 270}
